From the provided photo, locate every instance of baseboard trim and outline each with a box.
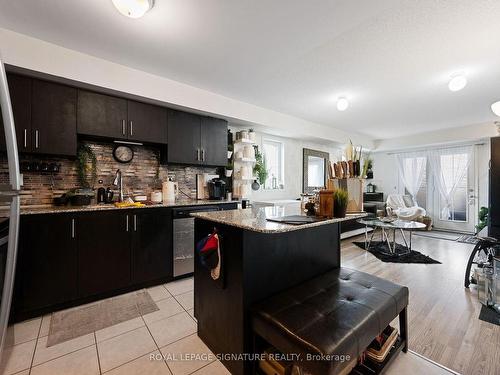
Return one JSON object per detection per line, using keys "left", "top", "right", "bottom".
{"left": 408, "top": 349, "right": 461, "bottom": 375}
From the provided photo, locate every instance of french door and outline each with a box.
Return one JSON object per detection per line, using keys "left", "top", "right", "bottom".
{"left": 430, "top": 150, "right": 477, "bottom": 233}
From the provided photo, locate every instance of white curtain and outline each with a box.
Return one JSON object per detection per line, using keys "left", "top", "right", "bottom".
{"left": 428, "top": 146, "right": 472, "bottom": 219}
{"left": 395, "top": 152, "right": 427, "bottom": 205}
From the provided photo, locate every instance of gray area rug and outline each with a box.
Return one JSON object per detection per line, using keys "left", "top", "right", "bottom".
{"left": 47, "top": 290, "right": 158, "bottom": 347}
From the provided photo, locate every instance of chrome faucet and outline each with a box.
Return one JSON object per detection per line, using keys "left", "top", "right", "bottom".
{"left": 113, "top": 169, "right": 124, "bottom": 202}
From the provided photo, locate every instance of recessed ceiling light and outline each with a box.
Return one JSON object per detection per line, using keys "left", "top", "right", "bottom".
{"left": 337, "top": 97, "right": 349, "bottom": 111}
{"left": 492, "top": 101, "right": 500, "bottom": 117}
{"left": 448, "top": 74, "right": 467, "bottom": 92}
{"left": 111, "top": 0, "right": 154, "bottom": 18}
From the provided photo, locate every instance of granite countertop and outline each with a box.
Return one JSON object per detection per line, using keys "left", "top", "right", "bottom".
{"left": 14, "top": 199, "right": 238, "bottom": 215}
{"left": 191, "top": 205, "right": 368, "bottom": 233}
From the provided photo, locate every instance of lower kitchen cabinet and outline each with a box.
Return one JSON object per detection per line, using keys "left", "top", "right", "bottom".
{"left": 77, "top": 210, "right": 132, "bottom": 298}
{"left": 132, "top": 209, "right": 172, "bottom": 284}
{"left": 14, "top": 214, "right": 78, "bottom": 314}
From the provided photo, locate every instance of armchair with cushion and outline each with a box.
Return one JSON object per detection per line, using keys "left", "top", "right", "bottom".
{"left": 386, "top": 194, "right": 426, "bottom": 221}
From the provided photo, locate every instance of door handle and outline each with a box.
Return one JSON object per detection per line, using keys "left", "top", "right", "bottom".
{"left": 71, "top": 218, "right": 75, "bottom": 239}
{"left": 133, "top": 214, "right": 137, "bottom": 231}
{"left": 35, "top": 130, "right": 39, "bottom": 149}
{"left": 122, "top": 120, "right": 126, "bottom": 136}
{"left": 130, "top": 121, "right": 133, "bottom": 136}
{"left": 126, "top": 215, "right": 129, "bottom": 232}
{"left": 201, "top": 149, "right": 205, "bottom": 162}
{"left": 23, "top": 129, "right": 27, "bottom": 149}
{"left": 196, "top": 149, "right": 200, "bottom": 161}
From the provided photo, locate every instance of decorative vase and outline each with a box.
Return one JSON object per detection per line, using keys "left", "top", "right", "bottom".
{"left": 248, "top": 131, "right": 256, "bottom": 142}
{"left": 251, "top": 180, "right": 260, "bottom": 191}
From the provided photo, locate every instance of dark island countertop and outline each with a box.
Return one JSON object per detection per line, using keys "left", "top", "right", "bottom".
{"left": 192, "top": 205, "right": 367, "bottom": 233}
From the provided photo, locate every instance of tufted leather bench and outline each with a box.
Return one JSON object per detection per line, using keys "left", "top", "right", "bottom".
{"left": 252, "top": 268, "right": 409, "bottom": 375}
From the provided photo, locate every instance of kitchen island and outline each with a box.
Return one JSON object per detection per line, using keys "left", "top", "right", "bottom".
{"left": 192, "top": 206, "right": 366, "bottom": 375}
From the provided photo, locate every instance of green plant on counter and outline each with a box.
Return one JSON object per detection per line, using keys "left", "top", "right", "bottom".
{"left": 476, "top": 206, "right": 489, "bottom": 234}
{"left": 76, "top": 144, "right": 97, "bottom": 189}
{"left": 334, "top": 188, "right": 349, "bottom": 208}
{"left": 253, "top": 146, "right": 268, "bottom": 185}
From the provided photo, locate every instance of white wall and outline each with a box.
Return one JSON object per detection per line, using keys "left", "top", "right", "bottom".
{"left": 230, "top": 127, "right": 341, "bottom": 201}
{"left": 0, "top": 27, "right": 373, "bottom": 148}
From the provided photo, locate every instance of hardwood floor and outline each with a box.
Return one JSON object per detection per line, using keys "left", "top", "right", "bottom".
{"left": 341, "top": 233, "right": 499, "bottom": 375}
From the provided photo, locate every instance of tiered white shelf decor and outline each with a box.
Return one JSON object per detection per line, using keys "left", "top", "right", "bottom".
{"left": 233, "top": 132, "right": 256, "bottom": 198}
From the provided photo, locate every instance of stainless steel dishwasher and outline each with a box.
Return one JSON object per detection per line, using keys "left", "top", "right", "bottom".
{"left": 172, "top": 205, "right": 221, "bottom": 277}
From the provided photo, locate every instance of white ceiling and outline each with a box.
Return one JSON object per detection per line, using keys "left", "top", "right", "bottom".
{"left": 0, "top": 0, "right": 499, "bottom": 140}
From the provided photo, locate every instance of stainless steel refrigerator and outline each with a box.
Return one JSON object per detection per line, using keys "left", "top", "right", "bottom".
{"left": 0, "top": 55, "right": 21, "bottom": 359}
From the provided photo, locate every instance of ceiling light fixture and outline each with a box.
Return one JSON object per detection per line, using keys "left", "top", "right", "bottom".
{"left": 337, "top": 97, "right": 349, "bottom": 111}
{"left": 448, "top": 74, "right": 467, "bottom": 92}
{"left": 492, "top": 101, "right": 500, "bottom": 117}
{"left": 111, "top": 0, "right": 155, "bottom": 18}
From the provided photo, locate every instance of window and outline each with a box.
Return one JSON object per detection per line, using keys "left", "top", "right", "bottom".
{"left": 262, "top": 139, "right": 284, "bottom": 189}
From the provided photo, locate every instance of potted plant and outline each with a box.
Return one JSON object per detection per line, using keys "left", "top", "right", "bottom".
{"left": 334, "top": 188, "right": 349, "bottom": 218}
{"left": 253, "top": 146, "right": 268, "bottom": 188}
{"left": 226, "top": 160, "right": 233, "bottom": 178}
{"left": 248, "top": 128, "right": 256, "bottom": 142}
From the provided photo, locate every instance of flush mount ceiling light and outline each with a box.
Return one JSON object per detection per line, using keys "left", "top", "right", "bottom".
{"left": 337, "top": 97, "right": 349, "bottom": 111}
{"left": 448, "top": 74, "right": 467, "bottom": 92}
{"left": 111, "top": 0, "right": 154, "bottom": 18}
{"left": 492, "top": 101, "right": 500, "bottom": 117}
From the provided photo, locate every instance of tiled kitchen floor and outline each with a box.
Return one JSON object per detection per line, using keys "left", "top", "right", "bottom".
{"left": 0, "top": 277, "right": 230, "bottom": 375}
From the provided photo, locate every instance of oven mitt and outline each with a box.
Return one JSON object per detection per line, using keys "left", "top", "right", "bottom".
{"left": 197, "top": 232, "right": 220, "bottom": 272}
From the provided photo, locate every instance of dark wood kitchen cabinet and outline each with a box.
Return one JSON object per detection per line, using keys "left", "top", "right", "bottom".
{"left": 167, "top": 109, "right": 228, "bottom": 166}
{"left": 167, "top": 109, "right": 201, "bottom": 164}
{"left": 131, "top": 209, "right": 172, "bottom": 284}
{"left": 77, "top": 90, "right": 128, "bottom": 139}
{"left": 0, "top": 74, "right": 32, "bottom": 153}
{"left": 127, "top": 100, "right": 167, "bottom": 144}
{"left": 14, "top": 214, "right": 78, "bottom": 315}
{"left": 77, "top": 210, "right": 131, "bottom": 298}
{"left": 1, "top": 74, "right": 76, "bottom": 156}
{"left": 78, "top": 90, "right": 167, "bottom": 143}
{"left": 31, "top": 80, "right": 77, "bottom": 156}
{"left": 201, "top": 116, "right": 228, "bottom": 166}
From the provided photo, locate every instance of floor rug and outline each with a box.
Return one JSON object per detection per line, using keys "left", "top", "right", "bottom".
{"left": 479, "top": 305, "right": 500, "bottom": 326}
{"left": 457, "top": 234, "right": 480, "bottom": 244}
{"left": 47, "top": 290, "right": 159, "bottom": 347}
{"left": 353, "top": 241, "right": 441, "bottom": 264}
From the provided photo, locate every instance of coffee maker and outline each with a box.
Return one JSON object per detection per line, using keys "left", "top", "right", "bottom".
{"left": 207, "top": 179, "right": 226, "bottom": 200}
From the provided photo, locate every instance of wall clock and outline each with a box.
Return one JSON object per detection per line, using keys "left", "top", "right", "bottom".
{"left": 113, "top": 145, "right": 134, "bottom": 163}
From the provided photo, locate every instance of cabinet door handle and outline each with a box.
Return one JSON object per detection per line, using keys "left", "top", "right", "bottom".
{"left": 134, "top": 214, "right": 137, "bottom": 231}
{"left": 202, "top": 149, "right": 206, "bottom": 162}
{"left": 35, "top": 130, "right": 39, "bottom": 149}
{"left": 126, "top": 215, "right": 129, "bottom": 232}
{"left": 196, "top": 149, "right": 200, "bottom": 161}
{"left": 122, "top": 120, "right": 126, "bottom": 136}
{"left": 130, "top": 121, "right": 133, "bottom": 136}
{"left": 23, "top": 129, "right": 27, "bottom": 149}
{"left": 71, "top": 218, "right": 75, "bottom": 239}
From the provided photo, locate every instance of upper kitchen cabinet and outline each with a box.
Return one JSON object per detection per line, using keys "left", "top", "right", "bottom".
{"left": 77, "top": 90, "right": 128, "bottom": 139}
{"left": 0, "top": 74, "right": 32, "bottom": 153}
{"left": 31, "top": 79, "right": 77, "bottom": 156}
{"left": 201, "top": 116, "right": 228, "bottom": 166}
{"left": 167, "top": 109, "right": 202, "bottom": 165}
{"left": 127, "top": 100, "right": 167, "bottom": 143}
{"left": 167, "top": 109, "right": 228, "bottom": 166}
{"left": 1, "top": 75, "right": 77, "bottom": 156}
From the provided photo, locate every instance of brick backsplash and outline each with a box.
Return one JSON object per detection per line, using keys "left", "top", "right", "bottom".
{"left": 0, "top": 141, "right": 217, "bottom": 206}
